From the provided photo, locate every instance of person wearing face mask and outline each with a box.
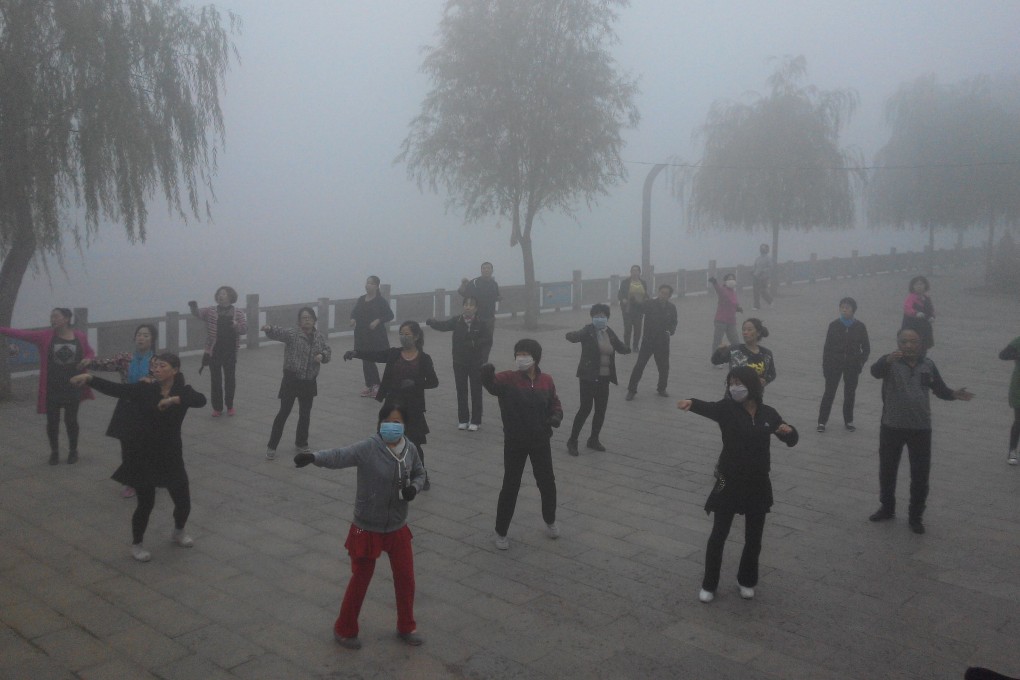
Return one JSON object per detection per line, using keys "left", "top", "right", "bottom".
{"left": 458, "top": 262, "right": 501, "bottom": 363}
{"left": 1, "top": 308, "right": 95, "bottom": 465}
{"left": 712, "top": 318, "right": 775, "bottom": 388}
{"left": 426, "top": 296, "right": 492, "bottom": 431}
{"left": 625, "top": 284, "right": 678, "bottom": 400}
{"left": 481, "top": 339, "right": 563, "bottom": 550}
{"left": 618, "top": 265, "right": 649, "bottom": 352}
{"left": 349, "top": 275, "right": 394, "bottom": 398}
{"left": 677, "top": 365, "right": 799, "bottom": 603}
{"left": 188, "top": 286, "right": 247, "bottom": 416}
{"left": 344, "top": 321, "right": 438, "bottom": 489}
{"left": 564, "top": 304, "right": 630, "bottom": 456}
{"left": 816, "top": 297, "right": 870, "bottom": 433}
{"left": 84, "top": 323, "right": 159, "bottom": 497}
{"left": 294, "top": 403, "right": 426, "bottom": 650}
{"left": 708, "top": 274, "right": 742, "bottom": 365}
{"left": 262, "top": 307, "right": 332, "bottom": 461}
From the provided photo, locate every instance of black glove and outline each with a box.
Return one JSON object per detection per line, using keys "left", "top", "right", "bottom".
{"left": 546, "top": 414, "right": 562, "bottom": 429}
{"left": 707, "top": 277, "right": 716, "bottom": 285}
{"left": 425, "top": 318, "right": 435, "bottom": 327}
{"left": 401, "top": 485, "right": 417, "bottom": 501}
{"left": 735, "top": 306, "right": 743, "bottom": 313}
{"left": 343, "top": 350, "right": 355, "bottom": 362}
{"left": 294, "top": 452, "right": 315, "bottom": 467}
{"left": 480, "top": 363, "right": 495, "bottom": 380}
{"left": 399, "top": 378, "right": 416, "bottom": 389}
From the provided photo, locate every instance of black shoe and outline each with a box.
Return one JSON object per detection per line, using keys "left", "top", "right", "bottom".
{"left": 656, "top": 389, "right": 669, "bottom": 398}
{"left": 566, "top": 440, "right": 579, "bottom": 457}
{"left": 816, "top": 423, "right": 826, "bottom": 433}
{"left": 869, "top": 506, "right": 895, "bottom": 522}
{"left": 67, "top": 450, "right": 78, "bottom": 465}
{"left": 909, "top": 518, "right": 925, "bottom": 534}
{"left": 586, "top": 438, "right": 606, "bottom": 452}
{"left": 49, "top": 450, "right": 59, "bottom": 466}
{"left": 625, "top": 391, "right": 636, "bottom": 401}
{"left": 845, "top": 423, "right": 856, "bottom": 432}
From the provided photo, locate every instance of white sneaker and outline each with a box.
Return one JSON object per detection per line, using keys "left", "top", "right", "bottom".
{"left": 131, "top": 544, "right": 151, "bottom": 562}
{"left": 494, "top": 533, "right": 510, "bottom": 550}
{"left": 468, "top": 424, "right": 479, "bottom": 432}
{"left": 458, "top": 422, "right": 469, "bottom": 430}
{"left": 545, "top": 522, "right": 560, "bottom": 539}
{"left": 1009, "top": 450, "right": 1018, "bottom": 466}
{"left": 266, "top": 448, "right": 276, "bottom": 460}
{"left": 698, "top": 588, "right": 714, "bottom": 603}
{"left": 739, "top": 585, "right": 755, "bottom": 600}
{"left": 171, "top": 529, "right": 194, "bottom": 548}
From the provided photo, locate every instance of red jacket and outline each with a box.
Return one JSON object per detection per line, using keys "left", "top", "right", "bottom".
{"left": 0, "top": 327, "right": 94, "bottom": 413}
{"left": 482, "top": 366, "right": 563, "bottom": 446}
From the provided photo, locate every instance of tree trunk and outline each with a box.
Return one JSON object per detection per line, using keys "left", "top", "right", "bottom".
{"left": 521, "top": 220, "right": 538, "bottom": 330}
{"left": 0, "top": 224, "right": 38, "bottom": 400}
{"left": 926, "top": 222, "right": 935, "bottom": 276}
{"left": 769, "top": 222, "right": 780, "bottom": 297}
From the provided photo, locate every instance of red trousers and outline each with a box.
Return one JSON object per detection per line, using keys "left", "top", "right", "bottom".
{"left": 334, "top": 523, "right": 416, "bottom": 638}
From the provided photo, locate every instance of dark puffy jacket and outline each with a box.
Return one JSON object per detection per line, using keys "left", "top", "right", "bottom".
{"left": 822, "top": 318, "right": 870, "bottom": 375}
{"left": 481, "top": 366, "right": 563, "bottom": 446}
{"left": 565, "top": 324, "right": 630, "bottom": 384}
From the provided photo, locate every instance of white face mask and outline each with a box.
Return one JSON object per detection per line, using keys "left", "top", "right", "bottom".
{"left": 725, "top": 279, "right": 737, "bottom": 289}
{"left": 729, "top": 384, "right": 749, "bottom": 402}
{"left": 515, "top": 356, "right": 535, "bottom": 372}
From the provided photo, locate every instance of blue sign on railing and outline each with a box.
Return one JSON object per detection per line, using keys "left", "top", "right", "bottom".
{"left": 7, "top": 339, "right": 39, "bottom": 366}
{"left": 542, "top": 283, "right": 572, "bottom": 308}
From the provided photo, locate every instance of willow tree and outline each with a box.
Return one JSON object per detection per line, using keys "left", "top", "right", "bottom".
{"left": 0, "top": 0, "right": 237, "bottom": 397}
{"left": 677, "top": 56, "right": 863, "bottom": 292}
{"left": 868, "top": 74, "right": 1020, "bottom": 278}
{"left": 399, "top": 0, "right": 639, "bottom": 328}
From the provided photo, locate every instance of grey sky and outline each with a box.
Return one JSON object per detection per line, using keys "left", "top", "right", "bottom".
{"left": 12, "top": 0, "right": 1020, "bottom": 325}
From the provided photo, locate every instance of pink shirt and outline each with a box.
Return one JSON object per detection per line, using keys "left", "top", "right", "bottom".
{"left": 712, "top": 281, "right": 740, "bottom": 324}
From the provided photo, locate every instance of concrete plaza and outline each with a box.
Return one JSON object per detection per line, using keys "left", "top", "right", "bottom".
{"left": 1, "top": 265, "right": 1018, "bottom": 679}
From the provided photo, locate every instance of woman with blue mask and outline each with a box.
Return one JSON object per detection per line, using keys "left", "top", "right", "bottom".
{"left": 816, "top": 297, "right": 870, "bottom": 433}
{"left": 677, "top": 366, "right": 798, "bottom": 604}
{"left": 343, "top": 320, "right": 438, "bottom": 489}
{"left": 294, "top": 402, "right": 426, "bottom": 650}
{"left": 564, "top": 303, "right": 630, "bottom": 456}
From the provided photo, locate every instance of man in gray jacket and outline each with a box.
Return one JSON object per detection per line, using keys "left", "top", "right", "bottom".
{"left": 868, "top": 328, "right": 973, "bottom": 534}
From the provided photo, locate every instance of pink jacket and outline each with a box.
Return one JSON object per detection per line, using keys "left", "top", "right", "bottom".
{"left": 0, "top": 327, "right": 95, "bottom": 413}
{"left": 902, "top": 292, "right": 934, "bottom": 319}
{"left": 712, "top": 281, "right": 740, "bottom": 324}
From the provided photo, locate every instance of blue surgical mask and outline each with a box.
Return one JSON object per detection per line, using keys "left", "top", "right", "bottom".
{"left": 591, "top": 316, "right": 608, "bottom": 330}
{"left": 379, "top": 422, "right": 404, "bottom": 443}
{"left": 840, "top": 316, "right": 854, "bottom": 327}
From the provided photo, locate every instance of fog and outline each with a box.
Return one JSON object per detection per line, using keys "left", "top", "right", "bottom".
{"left": 10, "top": 0, "right": 1020, "bottom": 326}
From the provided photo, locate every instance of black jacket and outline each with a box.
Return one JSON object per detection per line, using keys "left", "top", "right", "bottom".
{"left": 822, "top": 319, "right": 870, "bottom": 375}
{"left": 354, "top": 347, "right": 439, "bottom": 441}
{"left": 640, "top": 298, "right": 678, "bottom": 344}
{"left": 481, "top": 365, "right": 562, "bottom": 447}
{"left": 565, "top": 324, "right": 630, "bottom": 384}
{"left": 689, "top": 398, "right": 798, "bottom": 478}
{"left": 426, "top": 315, "right": 492, "bottom": 366}
{"left": 350, "top": 295, "right": 394, "bottom": 351}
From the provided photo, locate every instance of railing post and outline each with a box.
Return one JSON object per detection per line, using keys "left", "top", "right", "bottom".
{"left": 166, "top": 311, "right": 180, "bottom": 352}
{"left": 572, "top": 270, "right": 582, "bottom": 311}
{"left": 246, "top": 293, "right": 260, "bottom": 349}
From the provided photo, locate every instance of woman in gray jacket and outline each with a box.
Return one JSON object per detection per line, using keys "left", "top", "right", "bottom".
{"left": 294, "top": 403, "right": 426, "bottom": 650}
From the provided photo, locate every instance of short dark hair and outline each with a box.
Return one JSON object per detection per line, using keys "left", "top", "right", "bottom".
{"left": 463, "top": 296, "right": 478, "bottom": 307}
{"left": 727, "top": 365, "right": 764, "bottom": 404}
{"left": 630, "top": 264, "right": 641, "bottom": 273}
{"left": 743, "top": 317, "right": 769, "bottom": 339}
{"left": 908, "top": 275, "right": 930, "bottom": 293}
{"left": 53, "top": 307, "right": 73, "bottom": 324}
{"left": 513, "top": 338, "right": 542, "bottom": 364}
{"left": 297, "top": 306, "right": 317, "bottom": 322}
{"left": 399, "top": 320, "right": 424, "bottom": 350}
{"left": 723, "top": 272, "right": 736, "bottom": 282}
{"left": 481, "top": 262, "right": 493, "bottom": 268}
{"left": 658, "top": 284, "right": 674, "bottom": 296}
{"left": 215, "top": 286, "right": 238, "bottom": 304}
{"left": 153, "top": 352, "right": 181, "bottom": 370}
{"left": 134, "top": 323, "right": 159, "bottom": 347}
{"left": 590, "top": 303, "right": 611, "bottom": 318}
{"left": 839, "top": 297, "right": 857, "bottom": 313}
{"left": 367, "top": 275, "right": 380, "bottom": 286}
{"left": 377, "top": 401, "right": 408, "bottom": 427}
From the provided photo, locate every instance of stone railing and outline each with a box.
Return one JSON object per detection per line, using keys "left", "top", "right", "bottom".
{"left": 6, "top": 245, "right": 981, "bottom": 369}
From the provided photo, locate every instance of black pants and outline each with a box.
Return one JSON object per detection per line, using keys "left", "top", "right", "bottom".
{"left": 495, "top": 440, "right": 556, "bottom": 536}
{"left": 208, "top": 353, "right": 236, "bottom": 411}
{"left": 627, "top": 340, "right": 670, "bottom": 393}
{"left": 453, "top": 362, "right": 483, "bottom": 425}
{"left": 878, "top": 425, "right": 931, "bottom": 519}
{"left": 570, "top": 378, "right": 610, "bottom": 442}
{"left": 268, "top": 393, "right": 314, "bottom": 450}
{"left": 817, "top": 366, "right": 860, "bottom": 425}
{"left": 480, "top": 318, "right": 495, "bottom": 364}
{"left": 702, "top": 510, "right": 766, "bottom": 592}
{"left": 752, "top": 275, "right": 773, "bottom": 308}
{"left": 1010, "top": 407, "right": 1020, "bottom": 451}
{"left": 622, "top": 307, "right": 643, "bottom": 350}
{"left": 133, "top": 481, "right": 191, "bottom": 544}
{"left": 46, "top": 398, "right": 79, "bottom": 453}
{"left": 361, "top": 359, "right": 381, "bottom": 388}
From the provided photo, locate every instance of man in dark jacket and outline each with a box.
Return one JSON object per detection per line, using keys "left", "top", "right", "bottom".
{"left": 481, "top": 339, "right": 562, "bottom": 550}
{"left": 817, "top": 297, "right": 870, "bottom": 433}
{"left": 458, "top": 262, "right": 501, "bottom": 363}
{"left": 868, "top": 328, "right": 973, "bottom": 534}
{"left": 626, "top": 284, "right": 679, "bottom": 400}
{"left": 426, "top": 297, "right": 492, "bottom": 430}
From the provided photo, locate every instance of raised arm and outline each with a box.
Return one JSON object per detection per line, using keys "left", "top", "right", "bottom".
{"left": 710, "top": 345, "right": 731, "bottom": 366}
{"left": 0, "top": 327, "right": 48, "bottom": 347}
{"left": 480, "top": 364, "right": 505, "bottom": 396}
{"left": 565, "top": 327, "right": 586, "bottom": 343}
{"left": 999, "top": 340, "right": 1020, "bottom": 361}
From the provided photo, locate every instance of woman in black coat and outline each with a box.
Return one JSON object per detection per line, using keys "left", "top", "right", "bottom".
{"left": 426, "top": 296, "right": 492, "bottom": 431}
{"left": 677, "top": 365, "right": 798, "bottom": 603}
{"left": 565, "top": 303, "right": 630, "bottom": 456}
{"left": 344, "top": 321, "right": 439, "bottom": 487}
{"left": 72, "top": 353, "right": 206, "bottom": 562}
{"left": 349, "top": 275, "right": 395, "bottom": 397}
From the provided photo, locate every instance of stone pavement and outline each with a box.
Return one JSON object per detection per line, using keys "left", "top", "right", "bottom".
{"left": 1, "top": 265, "right": 1018, "bottom": 680}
